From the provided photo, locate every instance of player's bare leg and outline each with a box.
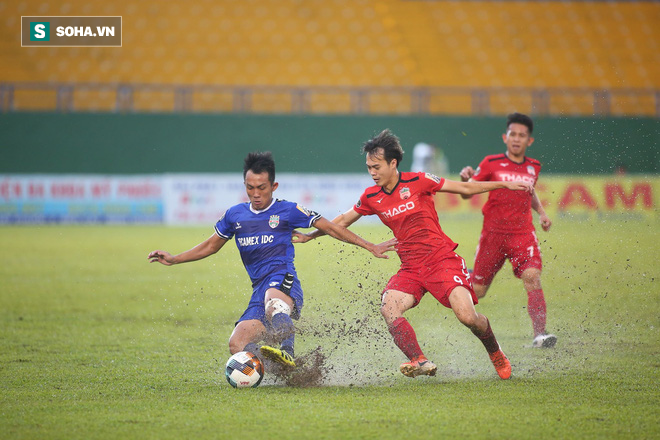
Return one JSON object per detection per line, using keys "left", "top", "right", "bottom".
{"left": 381, "top": 289, "right": 437, "bottom": 377}
{"left": 229, "top": 319, "right": 267, "bottom": 355}
{"left": 521, "top": 268, "right": 557, "bottom": 348}
{"left": 449, "top": 287, "right": 511, "bottom": 379}
{"left": 473, "top": 283, "right": 489, "bottom": 299}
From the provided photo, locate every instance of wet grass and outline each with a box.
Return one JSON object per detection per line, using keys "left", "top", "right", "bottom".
{"left": 0, "top": 219, "right": 657, "bottom": 439}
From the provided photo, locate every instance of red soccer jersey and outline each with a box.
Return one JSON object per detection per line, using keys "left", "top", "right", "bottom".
{"left": 353, "top": 171, "right": 458, "bottom": 266}
{"left": 472, "top": 153, "right": 541, "bottom": 233}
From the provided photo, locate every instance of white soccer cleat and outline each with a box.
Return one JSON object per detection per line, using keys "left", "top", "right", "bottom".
{"left": 399, "top": 356, "right": 437, "bottom": 378}
{"left": 532, "top": 334, "right": 558, "bottom": 348}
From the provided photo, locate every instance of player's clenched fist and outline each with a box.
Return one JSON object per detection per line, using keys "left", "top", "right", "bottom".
{"left": 459, "top": 166, "right": 475, "bottom": 182}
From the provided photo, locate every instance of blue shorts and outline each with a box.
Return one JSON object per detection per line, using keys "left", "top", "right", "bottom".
{"left": 236, "top": 272, "right": 303, "bottom": 328}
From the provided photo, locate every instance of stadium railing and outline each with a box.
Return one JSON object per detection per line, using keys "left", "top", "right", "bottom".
{"left": 0, "top": 82, "right": 658, "bottom": 117}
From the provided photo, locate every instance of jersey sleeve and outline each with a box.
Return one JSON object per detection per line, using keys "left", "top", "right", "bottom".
{"left": 214, "top": 209, "right": 234, "bottom": 239}
{"left": 420, "top": 172, "right": 445, "bottom": 194}
{"left": 353, "top": 191, "right": 375, "bottom": 216}
{"left": 289, "top": 203, "right": 322, "bottom": 229}
{"left": 471, "top": 158, "right": 491, "bottom": 182}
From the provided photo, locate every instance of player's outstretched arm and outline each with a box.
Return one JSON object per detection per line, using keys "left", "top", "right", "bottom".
{"left": 311, "top": 216, "right": 395, "bottom": 259}
{"left": 459, "top": 166, "right": 476, "bottom": 199}
{"left": 441, "top": 179, "right": 533, "bottom": 196}
{"left": 148, "top": 234, "right": 228, "bottom": 266}
{"left": 532, "top": 190, "right": 552, "bottom": 232}
{"left": 292, "top": 208, "right": 361, "bottom": 243}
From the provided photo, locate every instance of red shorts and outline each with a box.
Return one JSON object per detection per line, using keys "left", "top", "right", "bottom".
{"left": 384, "top": 252, "right": 477, "bottom": 309}
{"left": 472, "top": 230, "right": 542, "bottom": 286}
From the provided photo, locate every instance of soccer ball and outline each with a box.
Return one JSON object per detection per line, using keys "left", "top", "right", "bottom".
{"left": 225, "top": 351, "right": 264, "bottom": 388}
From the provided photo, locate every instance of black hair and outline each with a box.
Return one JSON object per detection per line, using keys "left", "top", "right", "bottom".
{"left": 507, "top": 112, "right": 534, "bottom": 135}
{"left": 362, "top": 129, "right": 404, "bottom": 168}
{"left": 243, "top": 151, "right": 275, "bottom": 184}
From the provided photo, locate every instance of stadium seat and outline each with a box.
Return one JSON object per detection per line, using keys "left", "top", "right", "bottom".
{"left": 1, "top": 0, "right": 657, "bottom": 114}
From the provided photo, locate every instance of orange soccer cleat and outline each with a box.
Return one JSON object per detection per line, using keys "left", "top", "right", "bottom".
{"left": 489, "top": 349, "right": 512, "bottom": 380}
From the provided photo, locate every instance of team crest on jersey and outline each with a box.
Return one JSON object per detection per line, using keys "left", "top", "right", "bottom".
{"left": 527, "top": 165, "right": 536, "bottom": 176}
{"left": 424, "top": 173, "right": 441, "bottom": 183}
{"left": 269, "top": 215, "right": 280, "bottom": 228}
{"left": 399, "top": 187, "right": 411, "bottom": 200}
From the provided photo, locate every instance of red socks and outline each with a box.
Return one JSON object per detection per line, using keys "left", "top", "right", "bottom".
{"left": 390, "top": 316, "right": 505, "bottom": 359}
{"left": 388, "top": 317, "right": 424, "bottom": 360}
{"left": 527, "top": 289, "right": 547, "bottom": 336}
{"left": 471, "top": 318, "right": 501, "bottom": 354}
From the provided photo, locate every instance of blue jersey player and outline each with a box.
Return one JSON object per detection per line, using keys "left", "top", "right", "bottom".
{"left": 148, "top": 152, "right": 394, "bottom": 371}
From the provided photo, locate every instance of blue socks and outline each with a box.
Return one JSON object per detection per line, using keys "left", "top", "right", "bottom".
{"left": 271, "top": 312, "right": 295, "bottom": 357}
{"left": 241, "top": 313, "right": 295, "bottom": 357}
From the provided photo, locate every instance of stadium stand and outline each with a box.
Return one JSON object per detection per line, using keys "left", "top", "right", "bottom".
{"left": 0, "top": 0, "right": 658, "bottom": 115}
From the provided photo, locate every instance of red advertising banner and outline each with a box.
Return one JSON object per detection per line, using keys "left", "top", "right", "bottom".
{"left": 435, "top": 176, "right": 658, "bottom": 221}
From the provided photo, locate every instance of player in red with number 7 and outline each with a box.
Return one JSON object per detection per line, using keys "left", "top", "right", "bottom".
{"left": 294, "top": 129, "right": 533, "bottom": 380}
{"left": 460, "top": 113, "right": 557, "bottom": 349}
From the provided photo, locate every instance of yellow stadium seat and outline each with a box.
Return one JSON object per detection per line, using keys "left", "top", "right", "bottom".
{"left": 1, "top": 0, "right": 657, "bottom": 115}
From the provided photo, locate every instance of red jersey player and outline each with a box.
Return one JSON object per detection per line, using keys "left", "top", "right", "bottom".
{"left": 460, "top": 112, "right": 557, "bottom": 348}
{"left": 294, "top": 129, "right": 533, "bottom": 380}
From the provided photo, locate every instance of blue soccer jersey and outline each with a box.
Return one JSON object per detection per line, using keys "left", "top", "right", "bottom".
{"left": 214, "top": 199, "right": 321, "bottom": 285}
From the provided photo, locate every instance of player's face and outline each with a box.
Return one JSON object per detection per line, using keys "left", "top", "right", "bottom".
{"left": 244, "top": 170, "right": 278, "bottom": 210}
{"left": 503, "top": 123, "right": 534, "bottom": 159}
{"left": 366, "top": 150, "right": 398, "bottom": 189}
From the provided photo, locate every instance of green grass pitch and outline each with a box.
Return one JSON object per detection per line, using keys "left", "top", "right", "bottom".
{"left": 1, "top": 218, "right": 658, "bottom": 439}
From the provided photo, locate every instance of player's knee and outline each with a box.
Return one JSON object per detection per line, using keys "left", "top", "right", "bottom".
{"left": 461, "top": 315, "right": 479, "bottom": 329}
{"left": 380, "top": 302, "right": 408, "bottom": 327}
{"left": 380, "top": 292, "right": 398, "bottom": 318}
{"left": 473, "top": 284, "right": 488, "bottom": 299}
{"left": 265, "top": 297, "right": 291, "bottom": 319}
{"left": 228, "top": 336, "right": 243, "bottom": 355}
{"left": 457, "top": 310, "right": 480, "bottom": 329}
{"left": 379, "top": 303, "right": 392, "bottom": 320}
{"left": 521, "top": 269, "right": 542, "bottom": 289}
